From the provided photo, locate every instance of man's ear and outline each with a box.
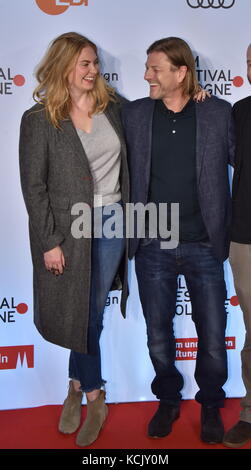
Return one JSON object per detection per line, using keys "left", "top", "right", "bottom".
{"left": 178, "top": 65, "right": 188, "bottom": 83}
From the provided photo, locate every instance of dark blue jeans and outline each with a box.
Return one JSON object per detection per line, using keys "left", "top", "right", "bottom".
{"left": 69, "top": 204, "right": 125, "bottom": 393}
{"left": 135, "top": 238, "right": 227, "bottom": 407}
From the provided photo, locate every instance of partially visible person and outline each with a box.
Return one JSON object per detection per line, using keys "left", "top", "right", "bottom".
{"left": 122, "top": 37, "right": 235, "bottom": 444}
{"left": 19, "top": 32, "right": 129, "bottom": 447}
{"left": 223, "top": 44, "right": 251, "bottom": 449}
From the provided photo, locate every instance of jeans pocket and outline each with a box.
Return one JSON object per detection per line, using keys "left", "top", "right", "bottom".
{"left": 199, "top": 240, "right": 212, "bottom": 249}
{"left": 139, "top": 237, "right": 154, "bottom": 247}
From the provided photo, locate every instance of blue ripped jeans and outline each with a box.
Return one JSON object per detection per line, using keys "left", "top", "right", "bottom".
{"left": 69, "top": 203, "right": 125, "bottom": 393}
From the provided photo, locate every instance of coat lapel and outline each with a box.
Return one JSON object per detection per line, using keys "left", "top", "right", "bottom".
{"left": 60, "top": 118, "right": 92, "bottom": 177}
{"left": 195, "top": 101, "right": 209, "bottom": 185}
{"left": 237, "top": 102, "right": 251, "bottom": 172}
{"left": 104, "top": 101, "right": 127, "bottom": 159}
{"left": 138, "top": 98, "right": 155, "bottom": 191}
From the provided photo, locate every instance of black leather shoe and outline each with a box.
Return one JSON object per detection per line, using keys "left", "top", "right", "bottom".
{"left": 223, "top": 420, "right": 251, "bottom": 448}
{"left": 148, "top": 403, "right": 180, "bottom": 438}
{"left": 201, "top": 406, "right": 224, "bottom": 444}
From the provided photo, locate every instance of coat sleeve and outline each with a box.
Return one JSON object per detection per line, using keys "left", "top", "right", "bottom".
{"left": 227, "top": 105, "right": 236, "bottom": 167}
{"left": 115, "top": 92, "right": 129, "bottom": 107}
{"left": 19, "top": 110, "right": 65, "bottom": 253}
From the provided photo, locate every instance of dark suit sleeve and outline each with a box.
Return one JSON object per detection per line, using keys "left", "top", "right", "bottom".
{"left": 228, "top": 106, "right": 235, "bottom": 167}
{"left": 19, "top": 111, "right": 65, "bottom": 253}
{"left": 232, "top": 102, "right": 237, "bottom": 120}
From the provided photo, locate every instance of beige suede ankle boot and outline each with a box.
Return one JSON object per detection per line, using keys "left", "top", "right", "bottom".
{"left": 76, "top": 390, "right": 108, "bottom": 447}
{"left": 58, "top": 380, "right": 83, "bottom": 434}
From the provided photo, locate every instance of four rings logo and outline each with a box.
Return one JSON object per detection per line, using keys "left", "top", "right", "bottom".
{"left": 36, "top": 0, "right": 88, "bottom": 16}
{"left": 187, "top": 0, "right": 235, "bottom": 8}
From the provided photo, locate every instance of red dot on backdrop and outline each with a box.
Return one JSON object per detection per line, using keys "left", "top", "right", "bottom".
{"left": 233, "top": 76, "right": 244, "bottom": 87}
{"left": 13, "top": 75, "right": 25, "bottom": 87}
{"left": 16, "top": 303, "right": 28, "bottom": 314}
{"left": 230, "top": 296, "right": 239, "bottom": 307}
{"left": 35, "top": 0, "right": 69, "bottom": 15}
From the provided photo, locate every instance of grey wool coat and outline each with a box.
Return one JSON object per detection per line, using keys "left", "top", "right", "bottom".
{"left": 19, "top": 99, "right": 129, "bottom": 353}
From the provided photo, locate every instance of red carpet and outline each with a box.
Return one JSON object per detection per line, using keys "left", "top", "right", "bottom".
{"left": 0, "top": 398, "right": 250, "bottom": 450}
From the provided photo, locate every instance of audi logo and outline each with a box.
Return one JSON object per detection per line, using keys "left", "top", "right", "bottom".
{"left": 186, "top": 0, "right": 235, "bottom": 8}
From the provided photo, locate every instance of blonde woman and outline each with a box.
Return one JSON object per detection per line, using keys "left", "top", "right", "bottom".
{"left": 19, "top": 32, "right": 129, "bottom": 447}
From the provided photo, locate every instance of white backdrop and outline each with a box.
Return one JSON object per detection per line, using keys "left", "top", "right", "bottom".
{"left": 0, "top": 0, "right": 249, "bottom": 410}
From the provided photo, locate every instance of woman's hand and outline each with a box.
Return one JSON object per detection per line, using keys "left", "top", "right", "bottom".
{"left": 193, "top": 87, "right": 211, "bottom": 102}
{"left": 44, "top": 246, "right": 65, "bottom": 275}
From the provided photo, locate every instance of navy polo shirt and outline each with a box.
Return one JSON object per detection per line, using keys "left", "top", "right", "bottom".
{"left": 148, "top": 98, "right": 207, "bottom": 242}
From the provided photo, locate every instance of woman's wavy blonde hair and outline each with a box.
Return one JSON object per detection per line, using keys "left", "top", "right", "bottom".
{"left": 33, "top": 32, "right": 116, "bottom": 128}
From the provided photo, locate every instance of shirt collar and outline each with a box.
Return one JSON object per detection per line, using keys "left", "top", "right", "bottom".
{"left": 156, "top": 97, "right": 195, "bottom": 117}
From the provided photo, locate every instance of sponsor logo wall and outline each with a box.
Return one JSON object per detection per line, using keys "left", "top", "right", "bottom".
{"left": 186, "top": 0, "right": 236, "bottom": 9}
{"left": 0, "top": 0, "right": 249, "bottom": 409}
{"left": 0, "top": 346, "right": 34, "bottom": 370}
{"left": 36, "top": 0, "right": 89, "bottom": 16}
{"left": 0, "top": 68, "right": 26, "bottom": 95}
